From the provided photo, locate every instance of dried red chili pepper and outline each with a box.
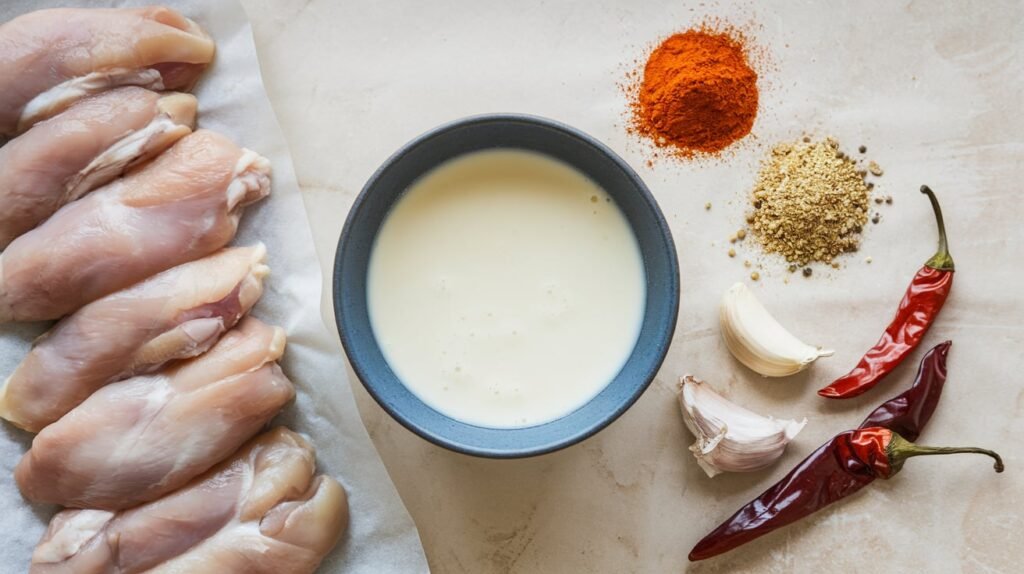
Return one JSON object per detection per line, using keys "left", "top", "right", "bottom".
{"left": 689, "top": 426, "right": 1003, "bottom": 561}
{"left": 818, "top": 186, "right": 954, "bottom": 399}
{"left": 689, "top": 344, "right": 966, "bottom": 561}
{"left": 859, "top": 340, "right": 950, "bottom": 441}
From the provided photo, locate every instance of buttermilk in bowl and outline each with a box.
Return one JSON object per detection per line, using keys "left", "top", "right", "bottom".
{"left": 367, "top": 149, "right": 645, "bottom": 428}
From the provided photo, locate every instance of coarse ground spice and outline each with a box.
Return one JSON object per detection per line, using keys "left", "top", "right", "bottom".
{"left": 628, "top": 27, "right": 759, "bottom": 158}
{"left": 748, "top": 138, "right": 871, "bottom": 266}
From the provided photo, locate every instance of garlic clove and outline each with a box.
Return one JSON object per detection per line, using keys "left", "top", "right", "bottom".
{"left": 719, "top": 282, "right": 833, "bottom": 377}
{"left": 678, "top": 375, "right": 806, "bottom": 478}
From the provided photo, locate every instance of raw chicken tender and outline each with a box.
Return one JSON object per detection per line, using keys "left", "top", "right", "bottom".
{"left": 15, "top": 318, "right": 294, "bottom": 510}
{"left": 0, "top": 87, "right": 197, "bottom": 249}
{"left": 29, "top": 428, "right": 348, "bottom": 574}
{"left": 0, "top": 129, "right": 271, "bottom": 323}
{"left": 0, "top": 245, "right": 269, "bottom": 432}
{"left": 0, "top": 6, "right": 214, "bottom": 134}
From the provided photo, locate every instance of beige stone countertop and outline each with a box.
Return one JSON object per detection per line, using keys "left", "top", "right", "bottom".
{"left": 239, "top": 1, "right": 1023, "bottom": 572}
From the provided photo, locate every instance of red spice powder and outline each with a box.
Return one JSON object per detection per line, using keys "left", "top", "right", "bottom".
{"left": 629, "top": 28, "right": 759, "bottom": 158}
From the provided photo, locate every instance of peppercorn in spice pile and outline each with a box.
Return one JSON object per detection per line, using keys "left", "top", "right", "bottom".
{"left": 748, "top": 138, "right": 870, "bottom": 266}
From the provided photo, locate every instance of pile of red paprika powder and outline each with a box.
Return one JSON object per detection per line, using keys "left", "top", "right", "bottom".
{"left": 628, "top": 26, "right": 759, "bottom": 159}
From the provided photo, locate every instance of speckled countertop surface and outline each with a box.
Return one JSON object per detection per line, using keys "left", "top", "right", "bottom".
{"left": 240, "top": 1, "right": 1023, "bottom": 571}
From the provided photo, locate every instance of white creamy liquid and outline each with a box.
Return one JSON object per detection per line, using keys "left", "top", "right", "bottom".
{"left": 367, "top": 149, "right": 646, "bottom": 428}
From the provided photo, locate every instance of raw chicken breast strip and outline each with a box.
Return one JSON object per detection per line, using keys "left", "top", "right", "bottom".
{"left": 0, "top": 6, "right": 215, "bottom": 135}
{"left": 0, "top": 129, "right": 271, "bottom": 323}
{"left": 0, "top": 244, "right": 269, "bottom": 433}
{"left": 29, "top": 427, "right": 348, "bottom": 574}
{"left": 15, "top": 317, "right": 294, "bottom": 510}
{"left": 0, "top": 87, "right": 197, "bottom": 249}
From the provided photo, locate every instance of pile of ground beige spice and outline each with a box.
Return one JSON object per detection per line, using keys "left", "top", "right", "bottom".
{"left": 748, "top": 138, "right": 871, "bottom": 266}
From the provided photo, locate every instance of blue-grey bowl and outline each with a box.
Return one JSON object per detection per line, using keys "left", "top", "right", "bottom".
{"left": 334, "top": 114, "right": 678, "bottom": 458}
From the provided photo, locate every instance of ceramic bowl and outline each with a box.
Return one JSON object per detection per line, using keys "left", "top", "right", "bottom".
{"left": 334, "top": 114, "right": 678, "bottom": 458}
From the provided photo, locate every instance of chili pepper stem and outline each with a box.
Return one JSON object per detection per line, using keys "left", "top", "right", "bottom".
{"left": 887, "top": 432, "right": 1004, "bottom": 475}
{"left": 920, "top": 185, "right": 955, "bottom": 271}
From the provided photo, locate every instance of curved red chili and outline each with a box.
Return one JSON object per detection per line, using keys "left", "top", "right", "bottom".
{"left": 687, "top": 433, "right": 875, "bottom": 562}
{"left": 689, "top": 347, "right": 991, "bottom": 562}
{"left": 819, "top": 186, "right": 954, "bottom": 399}
{"left": 859, "top": 340, "right": 950, "bottom": 441}
{"left": 689, "top": 427, "right": 1003, "bottom": 561}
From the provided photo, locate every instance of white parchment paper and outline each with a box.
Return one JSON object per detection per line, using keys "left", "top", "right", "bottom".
{"left": 0, "top": 1, "right": 429, "bottom": 572}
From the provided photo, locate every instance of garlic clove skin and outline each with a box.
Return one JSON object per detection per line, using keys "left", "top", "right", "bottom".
{"left": 678, "top": 375, "right": 806, "bottom": 478}
{"left": 719, "top": 282, "right": 833, "bottom": 377}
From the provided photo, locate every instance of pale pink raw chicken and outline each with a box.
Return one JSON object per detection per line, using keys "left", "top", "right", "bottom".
{"left": 0, "top": 6, "right": 215, "bottom": 135}
{"left": 0, "top": 129, "right": 271, "bottom": 323}
{"left": 15, "top": 317, "right": 294, "bottom": 510}
{"left": 0, "top": 86, "right": 197, "bottom": 249}
{"left": 29, "top": 427, "right": 348, "bottom": 574}
{"left": 0, "top": 244, "right": 270, "bottom": 432}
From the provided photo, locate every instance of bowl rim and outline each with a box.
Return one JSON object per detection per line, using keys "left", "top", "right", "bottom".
{"left": 333, "top": 113, "right": 679, "bottom": 458}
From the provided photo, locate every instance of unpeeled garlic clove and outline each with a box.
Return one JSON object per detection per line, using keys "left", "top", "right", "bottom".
{"left": 719, "top": 282, "right": 833, "bottom": 377}
{"left": 677, "top": 375, "right": 806, "bottom": 478}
